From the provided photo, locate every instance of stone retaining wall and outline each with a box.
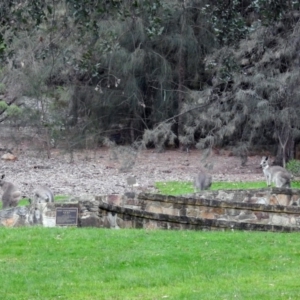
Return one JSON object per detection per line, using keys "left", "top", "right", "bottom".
{"left": 1, "top": 188, "right": 300, "bottom": 232}
{"left": 96, "top": 189, "right": 300, "bottom": 232}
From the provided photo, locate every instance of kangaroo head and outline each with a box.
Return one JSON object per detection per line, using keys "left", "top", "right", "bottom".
{"left": 260, "top": 156, "right": 269, "bottom": 169}
{"left": 0, "top": 174, "right": 6, "bottom": 187}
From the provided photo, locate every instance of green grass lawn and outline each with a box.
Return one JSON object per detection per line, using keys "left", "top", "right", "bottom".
{"left": 0, "top": 197, "right": 31, "bottom": 210}
{"left": 0, "top": 227, "right": 300, "bottom": 300}
{"left": 1, "top": 183, "right": 300, "bottom": 299}
{"left": 0, "top": 195, "right": 70, "bottom": 210}
{"left": 155, "top": 180, "right": 300, "bottom": 195}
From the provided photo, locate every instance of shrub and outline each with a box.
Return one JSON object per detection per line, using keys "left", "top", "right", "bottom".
{"left": 286, "top": 159, "right": 300, "bottom": 176}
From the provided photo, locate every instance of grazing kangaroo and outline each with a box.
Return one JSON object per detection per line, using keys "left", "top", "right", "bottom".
{"left": 0, "top": 174, "right": 21, "bottom": 209}
{"left": 260, "top": 156, "right": 291, "bottom": 188}
{"left": 194, "top": 172, "right": 212, "bottom": 191}
{"left": 33, "top": 185, "right": 54, "bottom": 203}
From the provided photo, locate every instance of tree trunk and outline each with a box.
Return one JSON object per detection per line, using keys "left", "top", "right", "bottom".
{"left": 275, "top": 136, "right": 294, "bottom": 167}
{"left": 130, "top": 119, "right": 135, "bottom": 144}
{"left": 177, "top": 6, "right": 186, "bottom": 150}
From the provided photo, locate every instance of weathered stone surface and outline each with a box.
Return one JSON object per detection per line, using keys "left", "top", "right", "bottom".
{"left": 146, "top": 203, "right": 162, "bottom": 214}
{"left": 226, "top": 208, "right": 240, "bottom": 216}
{"left": 290, "top": 195, "right": 300, "bottom": 206}
{"left": 200, "top": 211, "right": 215, "bottom": 219}
{"left": 270, "top": 215, "right": 290, "bottom": 226}
{"left": 96, "top": 189, "right": 300, "bottom": 231}
{"left": 71, "top": 194, "right": 95, "bottom": 202}
{"left": 277, "top": 194, "right": 290, "bottom": 206}
{"left": 236, "top": 211, "right": 257, "bottom": 221}
{"left": 2, "top": 188, "right": 300, "bottom": 231}
{"left": 80, "top": 213, "right": 103, "bottom": 227}
{"left": 1, "top": 153, "right": 17, "bottom": 161}
{"left": 0, "top": 206, "right": 28, "bottom": 227}
{"left": 186, "top": 208, "right": 199, "bottom": 218}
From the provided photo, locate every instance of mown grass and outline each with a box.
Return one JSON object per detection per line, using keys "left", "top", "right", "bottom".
{"left": 0, "top": 227, "right": 300, "bottom": 300}
{"left": 155, "top": 180, "right": 300, "bottom": 196}
{"left": 0, "top": 195, "right": 69, "bottom": 210}
{"left": 0, "top": 198, "right": 31, "bottom": 210}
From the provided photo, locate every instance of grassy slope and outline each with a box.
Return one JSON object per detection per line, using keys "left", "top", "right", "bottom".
{"left": 0, "top": 227, "right": 300, "bottom": 300}
{"left": 1, "top": 181, "right": 300, "bottom": 299}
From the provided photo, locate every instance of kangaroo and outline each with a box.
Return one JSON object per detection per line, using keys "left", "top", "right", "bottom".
{"left": 0, "top": 174, "right": 21, "bottom": 209}
{"left": 193, "top": 172, "right": 212, "bottom": 192}
{"left": 260, "top": 156, "right": 291, "bottom": 188}
{"left": 32, "top": 185, "right": 54, "bottom": 203}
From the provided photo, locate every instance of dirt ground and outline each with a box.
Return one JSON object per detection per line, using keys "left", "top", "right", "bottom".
{"left": 0, "top": 145, "right": 265, "bottom": 198}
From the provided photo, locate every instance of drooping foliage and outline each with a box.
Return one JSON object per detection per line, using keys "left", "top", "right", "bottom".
{"left": 183, "top": 15, "right": 300, "bottom": 164}
{"left": 0, "top": 0, "right": 299, "bottom": 161}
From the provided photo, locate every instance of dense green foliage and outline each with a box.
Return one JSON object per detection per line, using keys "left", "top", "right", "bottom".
{"left": 1, "top": 227, "right": 300, "bottom": 299}
{"left": 0, "top": 0, "right": 300, "bottom": 160}
{"left": 286, "top": 159, "right": 300, "bottom": 176}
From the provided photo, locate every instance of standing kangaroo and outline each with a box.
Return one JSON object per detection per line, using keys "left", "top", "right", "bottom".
{"left": 0, "top": 174, "right": 21, "bottom": 209}
{"left": 33, "top": 185, "right": 54, "bottom": 203}
{"left": 194, "top": 172, "right": 212, "bottom": 191}
{"left": 260, "top": 156, "right": 291, "bottom": 188}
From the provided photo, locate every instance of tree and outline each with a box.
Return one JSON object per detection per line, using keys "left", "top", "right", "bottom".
{"left": 180, "top": 11, "right": 300, "bottom": 164}
{"left": 63, "top": 0, "right": 216, "bottom": 146}
{"left": 1, "top": 0, "right": 299, "bottom": 160}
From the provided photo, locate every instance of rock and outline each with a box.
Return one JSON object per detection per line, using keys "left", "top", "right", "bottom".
{"left": 1, "top": 153, "right": 17, "bottom": 161}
